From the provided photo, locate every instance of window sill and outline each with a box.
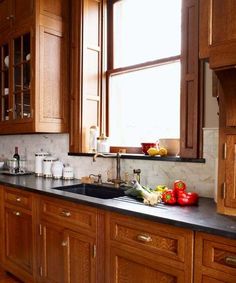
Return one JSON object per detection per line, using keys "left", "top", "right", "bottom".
{"left": 68, "top": 152, "right": 205, "bottom": 163}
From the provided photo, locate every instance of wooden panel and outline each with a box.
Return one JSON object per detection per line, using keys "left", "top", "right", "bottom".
{"left": 180, "top": 0, "right": 200, "bottom": 158}
{"left": 225, "top": 135, "right": 236, "bottom": 209}
{"left": 64, "top": 229, "right": 96, "bottom": 283}
{"left": 4, "top": 207, "right": 33, "bottom": 274}
{"left": 4, "top": 188, "right": 32, "bottom": 211}
{"left": 109, "top": 247, "right": 184, "bottom": 283}
{"left": 0, "top": 0, "right": 10, "bottom": 32}
{"left": 40, "top": 221, "right": 65, "bottom": 283}
{"left": 37, "top": 25, "right": 68, "bottom": 132}
{"left": 40, "top": 198, "right": 97, "bottom": 232}
{"left": 69, "top": 0, "right": 104, "bottom": 153}
{"left": 199, "top": 0, "right": 210, "bottom": 59}
{"left": 211, "top": 0, "right": 236, "bottom": 44}
{"left": 194, "top": 232, "right": 236, "bottom": 283}
{"left": 13, "top": 0, "right": 34, "bottom": 26}
{"left": 40, "top": 0, "right": 66, "bottom": 20}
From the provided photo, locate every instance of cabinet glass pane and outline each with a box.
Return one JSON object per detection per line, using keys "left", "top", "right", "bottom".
{"left": 14, "top": 93, "right": 22, "bottom": 119}
{"left": 23, "top": 92, "right": 31, "bottom": 118}
{"left": 1, "top": 43, "right": 10, "bottom": 122}
{"left": 23, "top": 33, "right": 30, "bottom": 61}
{"left": 23, "top": 62, "right": 30, "bottom": 90}
{"left": 14, "top": 37, "right": 21, "bottom": 65}
{"left": 14, "top": 65, "right": 21, "bottom": 92}
{"left": 2, "top": 96, "right": 9, "bottom": 121}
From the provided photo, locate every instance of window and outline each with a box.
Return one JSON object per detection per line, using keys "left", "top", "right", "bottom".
{"left": 70, "top": 0, "right": 201, "bottom": 158}
{"left": 108, "top": 0, "right": 182, "bottom": 148}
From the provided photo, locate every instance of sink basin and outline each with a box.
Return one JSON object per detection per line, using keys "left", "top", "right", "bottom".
{"left": 54, "top": 183, "right": 126, "bottom": 199}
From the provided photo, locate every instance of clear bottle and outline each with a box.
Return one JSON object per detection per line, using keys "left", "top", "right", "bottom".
{"left": 89, "top": 126, "right": 99, "bottom": 152}
{"left": 97, "top": 134, "right": 110, "bottom": 153}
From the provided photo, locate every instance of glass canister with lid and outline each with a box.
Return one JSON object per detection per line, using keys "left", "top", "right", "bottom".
{"left": 97, "top": 133, "right": 110, "bottom": 153}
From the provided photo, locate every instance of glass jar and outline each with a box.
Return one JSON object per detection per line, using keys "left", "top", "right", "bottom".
{"left": 97, "top": 134, "right": 110, "bottom": 153}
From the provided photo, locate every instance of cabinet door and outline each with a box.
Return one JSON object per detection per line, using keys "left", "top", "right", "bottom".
{"left": 0, "top": 0, "right": 11, "bottom": 32}
{"left": 64, "top": 230, "right": 96, "bottom": 283}
{"left": 209, "top": 0, "right": 236, "bottom": 68}
{"left": 225, "top": 135, "right": 236, "bottom": 210}
{"left": 4, "top": 207, "right": 33, "bottom": 274}
{"left": 108, "top": 247, "right": 185, "bottom": 283}
{"left": 40, "top": 222, "right": 65, "bottom": 283}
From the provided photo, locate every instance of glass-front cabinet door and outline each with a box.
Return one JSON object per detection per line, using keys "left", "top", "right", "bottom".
{"left": 0, "top": 42, "right": 10, "bottom": 122}
{"left": 13, "top": 32, "right": 31, "bottom": 120}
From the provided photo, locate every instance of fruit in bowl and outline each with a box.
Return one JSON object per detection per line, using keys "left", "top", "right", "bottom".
{"left": 141, "top": 143, "right": 157, "bottom": 155}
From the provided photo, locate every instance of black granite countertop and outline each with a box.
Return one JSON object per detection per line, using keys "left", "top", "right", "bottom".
{"left": 0, "top": 174, "right": 235, "bottom": 239}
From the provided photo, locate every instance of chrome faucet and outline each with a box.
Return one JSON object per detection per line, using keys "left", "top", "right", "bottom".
{"left": 93, "top": 152, "right": 125, "bottom": 188}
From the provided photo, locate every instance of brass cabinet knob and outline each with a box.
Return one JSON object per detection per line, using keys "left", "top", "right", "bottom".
{"left": 136, "top": 234, "right": 152, "bottom": 243}
{"left": 60, "top": 210, "right": 71, "bottom": 217}
{"left": 61, "top": 241, "right": 68, "bottom": 247}
{"left": 13, "top": 211, "right": 21, "bottom": 216}
{"left": 16, "top": 197, "right": 21, "bottom": 202}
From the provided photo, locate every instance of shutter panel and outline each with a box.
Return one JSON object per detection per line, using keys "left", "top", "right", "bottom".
{"left": 180, "top": 0, "right": 201, "bottom": 158}
{"left": 70, "top": 0, "right": 105, "bottom": 152}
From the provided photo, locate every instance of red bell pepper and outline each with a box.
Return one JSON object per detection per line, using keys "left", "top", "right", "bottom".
{"left": 173, "top": 180, "right": 186, "bottom": 196}
{"left": 162, "top": 190, "right": 177, "bottom": 205}
{"left": 177, "top": 192, "right": 199, "bottom": 206}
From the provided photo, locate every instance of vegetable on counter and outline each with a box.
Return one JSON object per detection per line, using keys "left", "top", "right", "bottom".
{"left": 162, "top": 189, "right": 177, "bottom": 205}
{"left": 177, "top": 191, "right": 199, "bottom": 206}
{"left": 173, "top": 180, "right": 186, "bottom": 195}
{"left": 125, "top": 180, "right": 162, "bottom": 206}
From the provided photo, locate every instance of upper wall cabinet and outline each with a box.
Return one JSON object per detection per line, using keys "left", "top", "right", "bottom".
{"left": 199, "top": 0, "right": 236, "bottom": 69}
{"left": 0, "top": 0, "right": 68, "bottom": 134}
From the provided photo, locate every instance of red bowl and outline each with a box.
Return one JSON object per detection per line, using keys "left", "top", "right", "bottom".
{"left": 141, "top": 143, "right": 157, "bottom": 155}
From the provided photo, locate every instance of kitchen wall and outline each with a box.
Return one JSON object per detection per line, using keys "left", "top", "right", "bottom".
{"left": 0, "top": 127, "right": 218, "bottom": 198}
{"left": 0, "top": 65, "right": 219, "bottom": 198}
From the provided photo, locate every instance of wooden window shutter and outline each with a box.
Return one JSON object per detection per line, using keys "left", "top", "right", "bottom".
{"left": 70, "top": 0, "right": 105, "bottom": 152}
{"left": 180, "top": 0, "right": 201, "bottom": 158}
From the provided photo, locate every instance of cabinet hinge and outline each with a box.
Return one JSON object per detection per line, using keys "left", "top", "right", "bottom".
{"left": 39, "top": 266, "right": 43, "bottom": 277}
{"left": 92, "top": 244, "right": 96, "bottom": 258}
{"left": 221, "top": 182, "right": 226, "bottom": 199}
{"left": 39, "top": 224, "right": 42, "bottom": 236}
{"left": 223, "top": 143, "right": 227, "bottom": 160}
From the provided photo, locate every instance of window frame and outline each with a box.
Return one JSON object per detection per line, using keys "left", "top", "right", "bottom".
{"left": 106, "top": 0, "right": 202, "bottom": 156}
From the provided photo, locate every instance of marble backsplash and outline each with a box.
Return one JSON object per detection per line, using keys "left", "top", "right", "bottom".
{"left": 0, "top": 128, "right": 218, "bottom": 198}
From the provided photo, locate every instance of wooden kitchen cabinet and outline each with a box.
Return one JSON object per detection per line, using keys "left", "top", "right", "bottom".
{"left": 105, "top": 212, "right": 194, "bottom": 283}
{"left": 199, "top": 0, "right": 236, "bottom": 69}
{"left": 38, "top": 196, "right": 101, "bottom": 283}
{"left": 194, "top": 232, "right": 236, "bottom": 283}
{"left": 0, "top": 186, "right": 36, "bottom": 282}
{"left": 0, "top": 0, "right": 69, "bottom": 134}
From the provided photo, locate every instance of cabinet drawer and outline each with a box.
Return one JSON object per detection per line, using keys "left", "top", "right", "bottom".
{"left": 109, "top": 213, "right": 193, "bottom": 263}
{"left": 201, "top": 234, "right": 236, "bottom": 275}
{"left": 4, "top": 188, "right": 32, "bottom": 210}
{"left": 41, "top": 198, "right": 97, "bottom": 232}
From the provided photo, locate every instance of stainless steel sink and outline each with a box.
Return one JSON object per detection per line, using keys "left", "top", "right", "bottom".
{"left": 54, "top": 183, "right": 126, "bottom": 199}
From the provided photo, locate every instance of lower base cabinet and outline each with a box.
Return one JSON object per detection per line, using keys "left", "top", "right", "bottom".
{"left": 1, "top": 185, "right": 236, "bottom": 283}
{"left": 194, "top": 232, "right": 236, "bottom": 283}
{"left": 105, "top": 212, "right": 194, "bottom": 283}
{"left": 39, "top": 221, "right": 97, "bottom": 283}
{"left": 38, "top": 197, "right": 99, "bottom": 283}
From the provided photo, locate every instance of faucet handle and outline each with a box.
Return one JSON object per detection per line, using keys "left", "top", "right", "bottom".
{"left": 89, "top": 173, "right": 103, "bottom": 184}
{"left": 133, "top": 169, "right": 141, "bottom": 183}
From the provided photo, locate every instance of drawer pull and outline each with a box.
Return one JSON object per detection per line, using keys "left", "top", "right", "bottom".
{"left": 61, "top": 241, "right": 68, "bottom": 247}
{"left": 16, "top": 197, "right": 21, "bottom": 202}
{"left": 136, "top": 234, "right": 152, "bottom": 243}
{"left": 225, "top": 256, "right": 236, "bottom": 266}
{"left": 60, "top": 210, "right": 71, "bottom": 217}
{"left": 13, "top": 211, "right": 21, "bottom": 216}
